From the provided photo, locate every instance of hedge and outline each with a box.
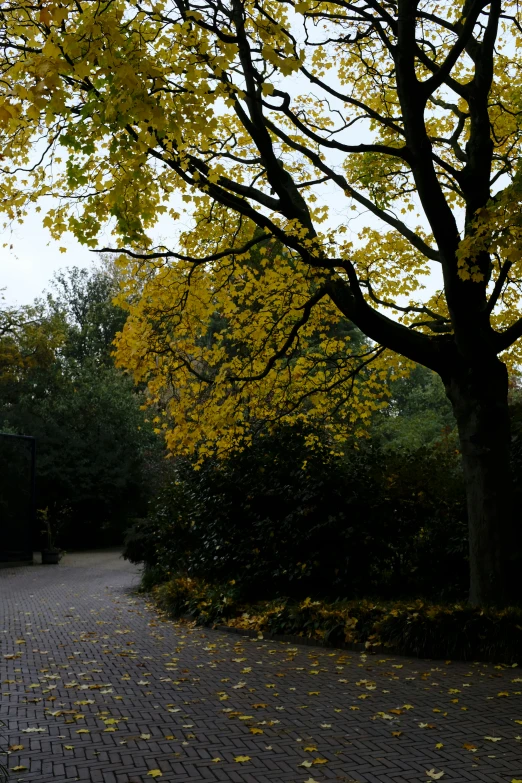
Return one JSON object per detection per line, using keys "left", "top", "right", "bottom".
{"left": 150, "top": 574, "right": 522, "bottom": 664}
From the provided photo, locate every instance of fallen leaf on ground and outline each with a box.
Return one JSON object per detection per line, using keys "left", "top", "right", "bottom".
{"left": 426, "top": 770, "right": 444, "bottom": 780}
{"left": 234, "top": 755, "right": 251, "bottom": 763}
{"left": 147, "top": 771, "right": 163, "bottom": 778}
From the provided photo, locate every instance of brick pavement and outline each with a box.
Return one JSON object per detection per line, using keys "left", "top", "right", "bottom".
{"left": 0, "top": 550, "right": 521, "bottom": 783}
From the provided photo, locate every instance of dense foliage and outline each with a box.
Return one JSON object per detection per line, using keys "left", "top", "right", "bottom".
{"left": 152, "top": 579, "right": 522, "bottom": 664}
{"left": 125, "top": 394, "right": 469, "bottom": 603}
{"left": 4, "top": 1, "right": 522, "bottom": 602}
{"left": 0, "top": 267, "right": 160, "bottom": 549}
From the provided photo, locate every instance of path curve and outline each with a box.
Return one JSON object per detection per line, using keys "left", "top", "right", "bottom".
{"left": 0, "top": 551, "right": 520, "bottom": 782}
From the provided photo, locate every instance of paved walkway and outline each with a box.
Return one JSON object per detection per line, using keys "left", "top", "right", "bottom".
{"left": 0, "top": 551, "right": 521, "bottom": 783}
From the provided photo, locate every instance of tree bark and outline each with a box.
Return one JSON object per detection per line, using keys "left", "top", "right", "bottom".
{"left": 444, "top": 359, "right": 522, "bottom": 606}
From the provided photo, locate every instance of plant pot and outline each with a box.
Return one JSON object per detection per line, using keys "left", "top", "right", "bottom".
{"left": 42, "top": 550, "right": 61, "bottom": 565}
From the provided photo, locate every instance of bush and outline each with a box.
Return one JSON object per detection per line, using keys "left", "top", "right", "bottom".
{"left": 154, "top": 576, "right": 240, "bottom": 625}
{"left": 152, "top": 574, "right": 522, "bottom": 664}
{"left": 125, "top": 423, "right": 467, "bottom": 602}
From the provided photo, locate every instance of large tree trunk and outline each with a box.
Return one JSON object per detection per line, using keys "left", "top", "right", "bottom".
{"left": 444, "top": 359, "right": 521, "bottom": 606}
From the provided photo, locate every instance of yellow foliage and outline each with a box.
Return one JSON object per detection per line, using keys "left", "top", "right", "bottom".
{"left": 0, "top": 1, "right": 522, "bottom": 454}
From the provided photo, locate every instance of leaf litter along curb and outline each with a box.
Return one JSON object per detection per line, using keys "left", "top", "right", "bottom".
{"left": 152, "top": 575, "right": 522, "bottom": 665}
{"left": 3, "top": 561, "right": 522, "bottom": 783}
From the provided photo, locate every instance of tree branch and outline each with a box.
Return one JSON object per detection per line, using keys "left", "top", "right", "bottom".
{"left": 263, "top": 115, "right": 441, "bottom": 262}
{"left": 93, "top": 233, "right": 271, "bottom": 264}
{"left": 420, "top": 0, "right": 489, "bottom": 98}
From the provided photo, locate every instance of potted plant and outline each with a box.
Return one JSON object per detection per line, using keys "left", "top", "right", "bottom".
{"left": 39, "top": 508, "right": 63, "bottom": 564}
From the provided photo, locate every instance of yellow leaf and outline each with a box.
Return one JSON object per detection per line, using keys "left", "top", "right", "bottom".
{"left": 426, "top": 771, "right": 444, "bottom": 780}
{"left": 147, "top": 771, "right": 163, "bottom": 778}
{"left": 39, "top": 7, "right": 52, "bottom": 25}
{"left": 12, "top": 766, "right": 28, "bottom": 772}
{"left": 234, "top": 756, "right": 251, "bottom": 763}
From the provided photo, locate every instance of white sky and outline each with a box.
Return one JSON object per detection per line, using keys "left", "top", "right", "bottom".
{"left": 1, "top": 209, "right": 95, "bottom": 306}
{"left": 0, "top": 198, "right": 191, "bottom": 306}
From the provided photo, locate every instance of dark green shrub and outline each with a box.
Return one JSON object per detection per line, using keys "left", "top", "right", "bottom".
{"left": 154, "top": 575, "right": 240, "bottom": 625}
{"left": 125, "top": 423, "right": 468, "bottom": 601}
{"left": 151, "top": 575, "right": 522, "bottom": 664}
{"left": 375, "top": 603, "right": 522, "bottom": 663}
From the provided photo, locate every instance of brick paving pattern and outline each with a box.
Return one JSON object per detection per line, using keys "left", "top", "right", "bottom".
{"left": 0, "top": 550, "right": 521, "bottom": 782}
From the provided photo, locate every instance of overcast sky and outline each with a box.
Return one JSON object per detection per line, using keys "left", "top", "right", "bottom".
{"left": 0, "top": 196, "right": 191, "bottom": 307}
{"left": 1, "top": 208, "right": 96, "bottom": 306}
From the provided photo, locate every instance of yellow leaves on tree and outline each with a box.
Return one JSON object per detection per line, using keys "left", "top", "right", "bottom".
{"left": 2, "top": 0, "right": 522, "bottom": 600}
{"left": 113, "top": 222, "right": 397, "bottom": 458}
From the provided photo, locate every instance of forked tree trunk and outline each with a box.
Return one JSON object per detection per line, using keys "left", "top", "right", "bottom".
{"left": 445, "top": 359, "right": 522, "bottom": 606}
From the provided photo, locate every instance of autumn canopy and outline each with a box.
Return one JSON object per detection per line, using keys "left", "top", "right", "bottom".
{"left": 1, "top": 0, "right": 522, "bottom": 604}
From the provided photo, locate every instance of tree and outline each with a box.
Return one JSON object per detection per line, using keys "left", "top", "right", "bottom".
{"left": 0, "top": 297, "right": 65, "bottom": 401}
{"left": 46, "top": 265, "right": 128, "bottom": 367}
{"left": 372, "top": 365, "right": 456, "bottom": 453}
{"left": 12, "top": 362, "right": 157, "bottom": 548}
{"left": 0, "top": 272, "right": 159, "bottom": 548}
{"left": 1, "top": 1, "right": 522, "bottom": 604}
